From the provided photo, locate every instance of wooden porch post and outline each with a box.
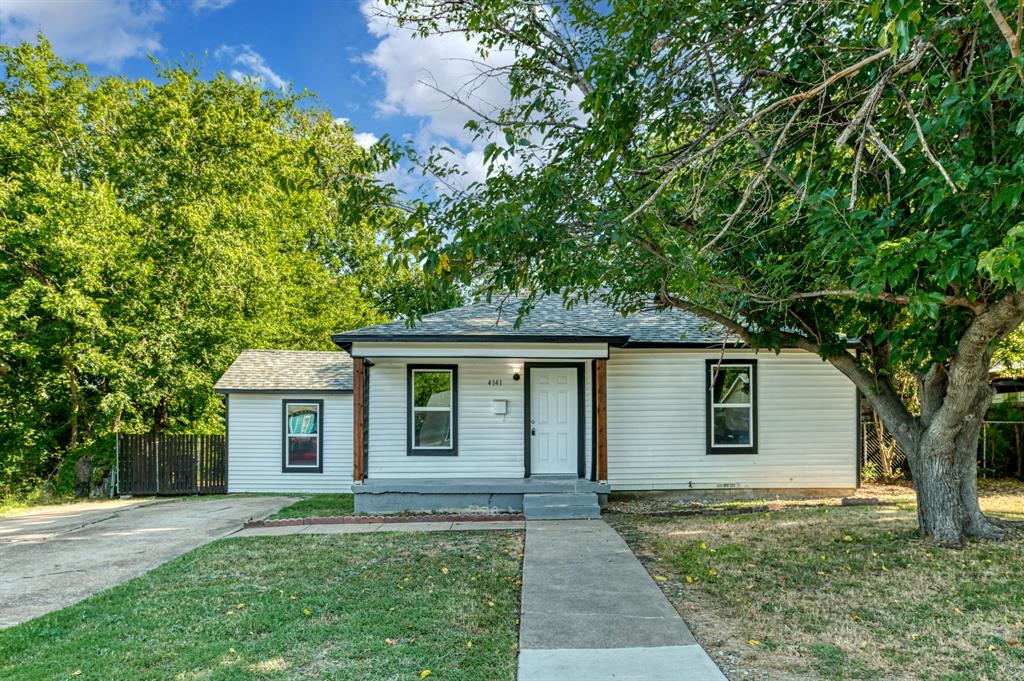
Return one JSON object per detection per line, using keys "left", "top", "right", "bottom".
{"left": 353, "top": 357, "right": 365, "bottom": 482}
{"left": 595, "top": 358, "right": 608, "bottom": 482}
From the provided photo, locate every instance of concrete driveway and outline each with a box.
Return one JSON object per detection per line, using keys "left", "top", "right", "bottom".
{"left": 0, "top": 495, "right": 294, "bottom": 628}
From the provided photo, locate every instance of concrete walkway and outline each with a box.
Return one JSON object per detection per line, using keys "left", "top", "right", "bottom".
{"left": 519, "top": 520, "right": 726, "bottom": 681}
{"left": 232, "top": 519, "right": 525, "bottom": 536}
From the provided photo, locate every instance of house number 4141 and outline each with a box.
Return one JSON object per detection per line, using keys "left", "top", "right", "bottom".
{"left": 488, "top": 378, "right": 503, "bottom": 386}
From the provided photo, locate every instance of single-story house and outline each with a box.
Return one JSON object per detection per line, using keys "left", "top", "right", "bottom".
{"left": 215, "top": 296, "right": 858, "bottom": 518}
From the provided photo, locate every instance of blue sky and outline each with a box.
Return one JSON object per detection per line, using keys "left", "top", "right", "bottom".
{"left": 0, "top": 0, "right": 510, "bottom": 184}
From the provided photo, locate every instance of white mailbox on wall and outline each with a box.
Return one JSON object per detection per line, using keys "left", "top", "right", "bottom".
{"left": 492, "top": 399, "right": 508, "bottom": 415}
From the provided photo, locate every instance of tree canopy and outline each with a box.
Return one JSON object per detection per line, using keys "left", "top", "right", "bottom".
{"left": 0, "top": 39, "right": 405, "bottom": 495}
{"left": 380, "top": 0, "right": 1024, "bottom": 545}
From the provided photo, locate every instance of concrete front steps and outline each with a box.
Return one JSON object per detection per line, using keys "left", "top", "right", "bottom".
{"left": 523, "top": 492, "right": 601, "bottom": 519}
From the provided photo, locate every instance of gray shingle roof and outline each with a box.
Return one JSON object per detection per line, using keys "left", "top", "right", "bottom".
{"left": 331, "top": 295, "right": 739, "bottom": 347}
{"left": 214, "top": 350, "right": 353, "bottom": 393}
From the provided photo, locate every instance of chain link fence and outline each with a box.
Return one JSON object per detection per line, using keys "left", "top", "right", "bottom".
{"left": 860, "top": 420, "right": 1024, "bottom": 480}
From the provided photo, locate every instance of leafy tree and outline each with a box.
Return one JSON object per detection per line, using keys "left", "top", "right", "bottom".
{"left": 379, "top": 0, "right": 1024, "bottom": 545}
{"left": 0, "top": 39, "right": 401, "bottom": 494}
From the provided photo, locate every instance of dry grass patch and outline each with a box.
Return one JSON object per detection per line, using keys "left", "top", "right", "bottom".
{"left": 609, "top": 481, "right": 1024, "bottom": 681}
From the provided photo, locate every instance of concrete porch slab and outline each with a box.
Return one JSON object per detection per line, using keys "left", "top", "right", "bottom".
{"left": 353, "top": 477, "right": 610, "bottom": 515}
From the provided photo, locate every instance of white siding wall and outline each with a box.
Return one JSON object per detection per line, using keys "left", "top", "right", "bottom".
{"left": 227, "top": 393, "right": 353, "bottom": 493}
{"left": 367, "top": 358, "right": 592, "bottom": 479}
{"left": 606, "top": 348, "right": 857, "bottom": 490}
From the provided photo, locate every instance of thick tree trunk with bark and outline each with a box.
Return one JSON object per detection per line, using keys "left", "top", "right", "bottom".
{"left": 884, "top": 358, "right": 1004, "bottom": 546}
{"left": 907, "top": 426, "right": 1002, "bottom": 546}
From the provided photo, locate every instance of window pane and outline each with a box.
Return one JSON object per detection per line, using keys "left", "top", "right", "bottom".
{"left": 414, "top": 410, "right": 451, "bottom": 448}
{"left": 287, "top": 405, "right": 318, "bottom": 435}
{"left": 713, "top": 406, "right": 751, "bottom": 445}
{"left": 711, "top": 366, "right": 751, "bottom": 405}
{"left": 414, "top": 371, "right": 451, "bottom": 408}
{"left": 288, "top": 436, "right": 318, "bottom": 466}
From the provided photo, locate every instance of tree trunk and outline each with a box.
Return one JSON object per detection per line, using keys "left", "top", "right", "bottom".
{"left": 906, "top": 378, "right": 1003, "bottom": 547}
{"left": 63, "top": 353, "right": 80, "bottom": 449}
{"left": 154, "top": 396, "right": 170, "bottom": 434}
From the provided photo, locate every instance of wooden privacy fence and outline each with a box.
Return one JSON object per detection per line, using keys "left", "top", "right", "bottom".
{"left": 117, "top": 434, "right": 226, "bottom": 495}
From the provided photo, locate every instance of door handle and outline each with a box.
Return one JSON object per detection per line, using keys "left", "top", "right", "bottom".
{"left": 531, "top": 428, "right": 536, "bottom": 436}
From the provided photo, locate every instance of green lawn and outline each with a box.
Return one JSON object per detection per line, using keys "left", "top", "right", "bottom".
{"left": 0, "top": 531, "right": 523, "bottom": 681}
{"left": 268, "top": 493, "right": 354, "bottom": 519}
{"left": 609, "top": 482, "right": 1024, "bottom": 681}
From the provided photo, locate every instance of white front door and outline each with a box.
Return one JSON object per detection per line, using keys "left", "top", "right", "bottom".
{"left": 530, "top": 366, "right": 578, "bottom": 476}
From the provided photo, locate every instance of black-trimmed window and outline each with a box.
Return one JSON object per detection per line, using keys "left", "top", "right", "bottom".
{"left": 408, "top": 365, "right": 457, "bottom": 455}
{"left": 706, "top": 360, "right": 757, "bottom": 454}
{"left": 282, "top": 399, "right": 324, "bottom": 472}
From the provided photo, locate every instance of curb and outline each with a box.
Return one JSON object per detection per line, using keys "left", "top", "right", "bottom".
{"left": 244, "top": 513, "right": 526, "bottom": 529}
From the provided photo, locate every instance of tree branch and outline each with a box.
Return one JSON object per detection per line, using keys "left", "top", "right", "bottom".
{"left": 655, "top": 281, "right": 753, "bottom": 345}
{"left": 927, "top": 291, "right": 1024, "bottom": 441}
{"left": 984, "top": 0, "right": 1024, "bottom": 82}
{"left": 896, "top": 87, "right": 959, "bottom": 192}
{"left": 624, "top": 47, "right": 897, "bottom": 223}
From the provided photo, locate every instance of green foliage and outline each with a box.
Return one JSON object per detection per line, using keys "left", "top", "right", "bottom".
{"left": 0, "top": 39, "right": 404, "bottom": 493}
{"left": 379, "top": 0, "right": 1024, "bottom": 370}
{"left": 860, "top": 461, "right": 882, "bottom": 484}
{"left": 994, "top": 327, "right": 1024, "bottom": 368}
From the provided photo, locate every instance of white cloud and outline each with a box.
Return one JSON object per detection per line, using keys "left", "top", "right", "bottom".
{"left": 359, "top": 1, "right": 582, "bottom": 196}
{"left": 0, "top": 0, "right": 164, "bottom": 68}
{"left": 191, "top": 0, "right": 234, "bottom": 10}
{"left": 353, "top": 131, "right": 379, "bottom": 149}
{"left": 361, "top": 1, "right": 515, "bottom": 147}
{"left": 215, "top": 44, "right": 287, "bottom": 90}
{"left": 359, "top": 0, "right": 519, "bottom": 190}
